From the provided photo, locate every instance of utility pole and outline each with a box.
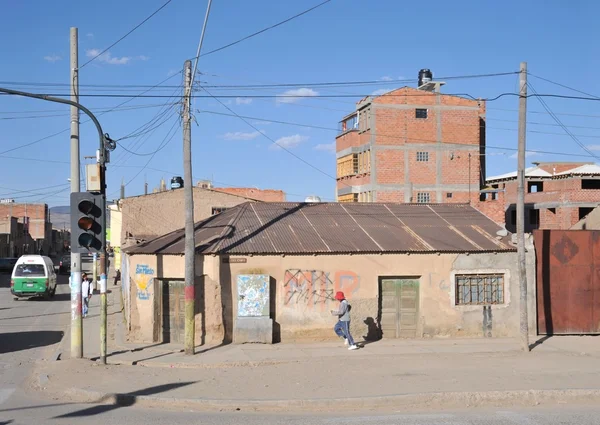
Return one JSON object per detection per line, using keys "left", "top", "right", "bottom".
{"left": 69, "top": 27, "right": 83, "bottom": 359}
{"left": 182, "top": 60, "right": 195, "bottom": 355}
{"left": 517, "top": 62, "right": 530, "bottom": 352}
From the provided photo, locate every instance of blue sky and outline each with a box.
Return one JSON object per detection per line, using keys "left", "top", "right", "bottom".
{"left": 0, "top": 0, "right": 599, "bottom": 207}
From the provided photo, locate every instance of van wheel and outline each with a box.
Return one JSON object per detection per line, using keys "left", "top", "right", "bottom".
{"left": 13, "top": 297, "right": 18, "bottom": 301}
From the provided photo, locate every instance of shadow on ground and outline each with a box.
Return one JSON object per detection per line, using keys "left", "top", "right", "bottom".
{"left": 0, "top": 330, "right": 64, "bottom": 354}
{"left": 53, "top": 381, "right": 196, "bottom": 418}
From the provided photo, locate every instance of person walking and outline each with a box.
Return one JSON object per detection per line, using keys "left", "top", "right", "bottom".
{"left": 331, "top": 291, "right": 359, "bottom": 350}
{"left": 81, "top": 272, "right": 93, "bottom": 318}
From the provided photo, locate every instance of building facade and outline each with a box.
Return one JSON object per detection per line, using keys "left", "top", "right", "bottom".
{"left": 0, "top": 217, "right": 35, "bottom": 257}
{"left": 122, "top": 202, "right": 537, "bottom": 346}
{"left": 335, "top": 79, "right": 485, "bottom": 204}
{"left": 0, "top": 203, "right": 51, "bottom": 254}
{"left": 479, "top": 162, "right": 600, "bottom": 231}
{"left": 120, "top": 186, "right": 281, "bottom": 247}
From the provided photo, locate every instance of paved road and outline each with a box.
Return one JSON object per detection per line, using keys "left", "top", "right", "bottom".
{"left": 1, "top": 403, "right": 600, "bottom": 424}
{"left": 1, "top": 271, "right": 600, "bottom": 424}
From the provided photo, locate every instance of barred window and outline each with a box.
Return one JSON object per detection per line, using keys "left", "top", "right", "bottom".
{"left": 416, "top": 192, "right": 430, "bottom": 203}
{"left": 212, "top": 207, "right": 228, "bottom": 215}
{"left": 415, "top": 108, "right": 428, "bottom": 119}
{"left": 455, "top": 274, "right": 504, "bottom": 305}
{"left": 416, "top": 151, "right": 429, "bottom": 162}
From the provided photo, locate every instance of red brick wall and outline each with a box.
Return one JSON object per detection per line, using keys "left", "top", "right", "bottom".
{"left": 0, "top": 204, "right": 48, "bottom": 240}
{"left": 474, "top": 192, "right": 506, "bottom": 225}
{"left": 337, "top": 174, "right": 371, "bottom": 190}
{"left": 376, "top": 191, "right": 405, "bottom": 202}
{"left": 376, "top": 150, "right": 404, "bottom": 184}
{"left": 335, "top": 87, "right": 484, "bottom": 201}
{"left": 212, "top": 187, "right": 285, "bottom": 202}
{"left": 336, "top": 130, "right": 361, "bottom": 151}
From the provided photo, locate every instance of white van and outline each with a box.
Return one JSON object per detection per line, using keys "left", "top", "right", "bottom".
{"left": 11, "top": 255, "right": 57, "bottom": 300}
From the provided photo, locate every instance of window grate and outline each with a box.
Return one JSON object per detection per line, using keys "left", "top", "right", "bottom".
{"left": 455, "top": 274, "right": 504, "bottom": 305}
{"left": 416, "top": 151, "right": 429, "bottom": 162}
{"left": 415, "top": 108, "right": 428, "bottom": 119}
{"left": 416, "top": 192, "right": 430, "bottom": 203}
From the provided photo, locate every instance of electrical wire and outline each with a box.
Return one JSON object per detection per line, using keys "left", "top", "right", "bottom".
{"left": 4, "top": 92, "right": 599, "bottom": 102}
{"left": 199, "top": 86, "right": 339, "bottom": 182}
{"left": 527, "top": 82, "right": 600, "bottom": 161}
{"left": 0, "top": 72, "right": 181, "bottom": 155}
{"left": 527, "top": 73, "right": 600, "bottom": 99}
{"left": 79, "top": 0, "right": 174, "bottom": 69}
{"left": 0, "top": 71, "right": 518, "bottom": 91}
{"left": 190, "top": 0, "right": 332, "bottom": 60}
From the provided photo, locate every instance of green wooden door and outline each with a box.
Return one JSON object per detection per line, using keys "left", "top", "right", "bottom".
{"left": 381, "top": 278, "right": 419, "bottom": 338}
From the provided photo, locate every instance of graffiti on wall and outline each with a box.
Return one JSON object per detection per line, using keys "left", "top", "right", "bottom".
{"left": 237, "top": 274, "right": 270, "bottom": 317}
{"left": 134, "top": 264, "right": 154, "bottom": 300}
{"left": 283, "top": 269, "right": 360, "bottom": 311}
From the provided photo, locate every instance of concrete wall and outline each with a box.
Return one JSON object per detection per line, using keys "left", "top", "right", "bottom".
{"left": 126, "top": 249, "right": 534, "bottom": 346}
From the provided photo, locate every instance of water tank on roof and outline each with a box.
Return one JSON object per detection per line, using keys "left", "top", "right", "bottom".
{"left": 170, "top": 176, "right": 183, "bottom": 189}
{"left": 418, "top": 69, "right": 433, "bottom": 87}
{"left": 305, "top": 196, "right": 321, "bottom": 203}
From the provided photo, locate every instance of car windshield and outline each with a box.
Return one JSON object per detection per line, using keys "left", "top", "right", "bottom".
{"left": 14, "top": 264, "right": 46, "bottom": 277}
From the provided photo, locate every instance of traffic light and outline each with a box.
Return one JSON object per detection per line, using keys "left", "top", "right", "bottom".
{"left": 70, "top": 192, "right": 105, "bottom": 254}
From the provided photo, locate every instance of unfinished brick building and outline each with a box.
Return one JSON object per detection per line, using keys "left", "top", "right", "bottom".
{"left": 479, "top": 162, "right": 600, "bottom": 231}
{"left": 335, "top": 70, "right": 485, "bottom": 204}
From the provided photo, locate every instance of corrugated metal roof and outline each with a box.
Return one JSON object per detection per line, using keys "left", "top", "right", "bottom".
{"left": 486, "top": 166, "right": 552, "bottom": 182}
{"left": 124, "top": 202, "right": 515, "bottom": 255}
{"left": 556, "top": 164, "right": 600, "bottom": 176}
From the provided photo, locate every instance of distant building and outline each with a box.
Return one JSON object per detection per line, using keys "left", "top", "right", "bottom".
{"left": 478, "top": 162, "right": 600, "bottom": 231}
{"left": 120, "top": 185, "right": 284, "bottom": 247}
{"left": 210, "top": 186, "right": 286, "bottom": 202}
{"left": 335, "top": 69, "right": 485, "bottom": 204}
{"left": 0, "top": 216, "right": 35, "bottom": 257}
{"left": 0, "top": 203, "right": 52, "bottom": 254}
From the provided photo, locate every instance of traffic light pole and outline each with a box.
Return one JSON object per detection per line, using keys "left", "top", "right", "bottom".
{"left": 0, "top": 86, "right": 115, "bottom": 363}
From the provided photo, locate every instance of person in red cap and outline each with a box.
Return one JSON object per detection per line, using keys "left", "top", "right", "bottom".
{"left": 331, "top": 291, "right": 359, "bottom": 350}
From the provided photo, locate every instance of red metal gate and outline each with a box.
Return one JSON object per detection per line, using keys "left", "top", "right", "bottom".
{"left": 534, "top": 230, "right": 600, "bottom": 334}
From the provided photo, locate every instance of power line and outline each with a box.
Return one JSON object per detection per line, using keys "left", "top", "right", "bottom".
{"left": 199, "top": 86, "right": 339, "bottom": 182}
{"left": 0, "top": 102, "right": 181, "bottom": 120}
{"left": 0, "top": 72, "right": 181, "bottom": 155}
{"left": 527, "top": 73, "right": 600, "bottom": 99}
{"left": 198, "top": 109, "right": 600, "bottom": 159}
{"left": 79, "top": 0, "right": 174, "bottom": 69}
{"left": 527, "top": 82, "right": 600, "bottom": 161}
{"left": 0, "top": 183, "right": 71, "bottom": 198}
{"left": 191, "top": 0, "right": 332, "bottom": 60}
{"left": 489, "top": 106, "right": 600, "bottom": 119}
{"left": 0, "top": 71, "right": 518, "bottom": 91}
{"left": 5, "top": 92, "right": 600, "bottom": 102}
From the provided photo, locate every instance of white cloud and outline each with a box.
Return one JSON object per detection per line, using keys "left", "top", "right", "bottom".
{"left": 253, "top": 120, "right": 271, "bottom": 126}
{"left": 86, "top": 33, "right": 94, "bottom": 38}
{"left": 510, "top": 151, "right": 538, "bottom": 159}
{"left": 137, "top": 55, "right": 150, "bottom": 61}
{"left": 276, "top": 88, "right": 318, "bottom": 104}
{"left": 85, "top": 48, "right": 134, "bottom": 65}
{"left": 372, "top": 88, "right": 393, "bottom": 97}
{"left": 270, "top": 134, "right": 308, "bottom": 150}
{"left": 222, "top": 131, "right": 261, "bottom": 141}
{"left": 587, "top": 144, "right": 600, "bottom": 151}
{"left": 314, "top": 142, "right": 336, "bottom": 153}
{"left": 380, "top": 76, "right": 393, "bottom": 81}
{"left": 43, "top": 54, "right": 61, "bottom": 63}
{"left": 235, "top": 97, "right": 253, "bottom": 105}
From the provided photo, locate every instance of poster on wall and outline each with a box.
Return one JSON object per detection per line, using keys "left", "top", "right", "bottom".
{"left": 237, "top": 274, "right": 270, "bottom": 317}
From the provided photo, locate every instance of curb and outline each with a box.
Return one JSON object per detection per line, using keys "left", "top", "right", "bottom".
{"left": 56, "top": 386, "right": 600, "bottom": 413}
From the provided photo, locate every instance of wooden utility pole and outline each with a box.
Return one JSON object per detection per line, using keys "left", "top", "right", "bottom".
{"left": 182, "top": 60, "right": 195, "bottom": 355}
{"left": 69, "top": 27, "right": 83, "bottom": 359}
{"left": 517, "top": 62, "right": 530, "bottom": 352}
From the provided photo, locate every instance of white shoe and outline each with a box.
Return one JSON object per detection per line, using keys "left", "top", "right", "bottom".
{"left": 344, "top": 338, "right": 349, "bottom": 346}
{"left": 348, "top": 345, "right": 359, "bottom": 350}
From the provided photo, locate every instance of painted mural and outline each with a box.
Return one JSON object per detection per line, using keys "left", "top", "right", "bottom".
{"left": 237, "top": 274, "right": 270, "bottom": 317}
{"left": 134, "top": 264, "right": 155, "bottom": 300}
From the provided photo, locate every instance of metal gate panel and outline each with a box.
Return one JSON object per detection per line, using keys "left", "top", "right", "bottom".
{"left": 535, "top": 230, "right": 600, "bottom": 334}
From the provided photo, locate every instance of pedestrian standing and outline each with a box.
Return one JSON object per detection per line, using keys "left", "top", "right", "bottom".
{"left": 331, "top": 291, "right": 359, "bottom": 350}
{"left": 81, "top": 272, "right": 93, "bottom": 318}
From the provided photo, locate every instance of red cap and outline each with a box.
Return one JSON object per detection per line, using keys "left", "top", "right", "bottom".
{"left": 335, "top": 291, "right": 345, "bottom": 301}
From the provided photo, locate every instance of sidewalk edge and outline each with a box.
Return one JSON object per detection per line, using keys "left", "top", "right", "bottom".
{"left": 56, "top": 386, "right": 600, "bottom": 412}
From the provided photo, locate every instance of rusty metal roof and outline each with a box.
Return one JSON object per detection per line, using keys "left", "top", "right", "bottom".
{"left": 123, "top": 202, "right": 515, "bottom": 255}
